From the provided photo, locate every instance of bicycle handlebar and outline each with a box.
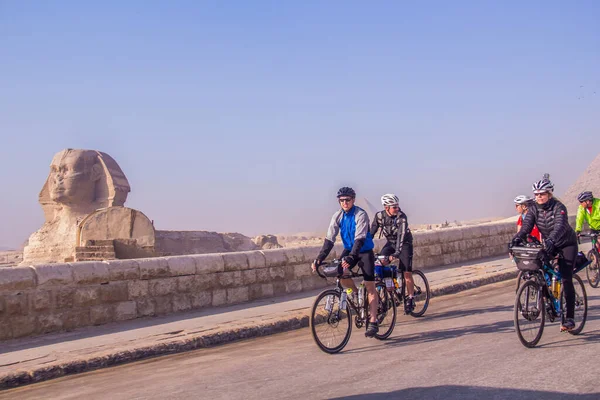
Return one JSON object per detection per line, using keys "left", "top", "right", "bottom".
{"left": 577, "top": 232, "right": 599, "bottom": 245}
{"left": 314, "top": 259, "right": 363, "bottom": 279}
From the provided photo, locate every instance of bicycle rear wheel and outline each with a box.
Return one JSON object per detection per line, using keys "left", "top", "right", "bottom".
{"left": 514, "top": 280, "right": 545, "bottom": 348}
{"left": 586, "top": 250, "right": 600, "bottom": 288}
{"left": 372, "top": 283, "right": 397, "bottom": 340}
{"left": 310, "top": 289, "right": 352, "bottom": 354}
{"left": 410, "top": 270, "right": 430, "bottom": 317}
{"left": 562, "top": 274, "right": 588, "bottom": 335}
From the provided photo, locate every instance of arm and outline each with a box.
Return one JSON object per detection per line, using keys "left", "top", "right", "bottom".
{"left": 392, "top": 215, "right": 408, "bottom": 258}
{"left": 370, "top": 212, "right": 380, "bottom": 238}
{"left": 515, "top": 211, "right": 535, "bottom": 241}
{"left": 316, "top": 211, "right": 341, "bottom": 263}
{"left": 575, "top": 206, "right": 585, "bottom": 233}
{"left": 547, "top": 203, "right": 570, "bottom": 244}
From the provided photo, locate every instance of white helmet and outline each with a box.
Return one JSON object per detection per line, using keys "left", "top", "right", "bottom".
{"left": 532, "top": 173, "right": 554, "bottom": 194}
{"left": 381, "top": 193, "right": 399, "bottom": 207}
{"left": 514, "top": 195, "right": 533, "bottom": 205}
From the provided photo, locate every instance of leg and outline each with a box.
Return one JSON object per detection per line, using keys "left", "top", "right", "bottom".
{"left": 559, "top": 244, "right": 578, "bottom": 324}
{"left": 399, "top": 243, "right": 414, "bottom": 312}
{"left": 358, "top": 251, "right": 380, "bottom": 338}
{"left": 339, "top": 249, "right": 358, "bottom": 293}
{"left": 365, "top": 281, "right": 378, "bottom": 323}
{"left": 404, "top": 271, "right": 414, "bottom": 296}
{"left": 340, "top": 278, "right": 358, "bottom": 293}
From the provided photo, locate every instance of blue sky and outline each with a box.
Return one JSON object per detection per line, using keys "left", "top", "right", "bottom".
{"left": 1, "top": 1, "right": 598, "bottom": 248}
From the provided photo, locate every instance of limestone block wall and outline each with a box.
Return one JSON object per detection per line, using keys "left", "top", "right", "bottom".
{"left": 0, "top": 221, "right": 516, "bottom": 341}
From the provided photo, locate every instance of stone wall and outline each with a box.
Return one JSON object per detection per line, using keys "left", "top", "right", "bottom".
{"left": 0, "top": 221, "right": 516, "bottom": 341}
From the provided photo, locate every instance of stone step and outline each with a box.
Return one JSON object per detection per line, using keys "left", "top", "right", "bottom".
{"left": 75, "top": 252, "right": 116, "bottom": 260}
{"left": 75, "top": 257, "right": 116, "bottom": 262}
{"left": 76, "top": 246, "right": 115, "bottom": 252}
{"left": 84, "top": 240, "right": 114, "bottom": 246}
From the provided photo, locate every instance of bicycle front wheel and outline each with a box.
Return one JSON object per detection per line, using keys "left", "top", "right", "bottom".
{"left": 310, "top": 289, "right": 352, "bottom": 354}
{"left": 410, "top": 270, "right": 430, "bottom": 317}
{"left": 562, "top": 274, "right": 588, "bottom": 335}
{"left": 586, "top": 250, "right": 600, "bottom": 288}
{"left": 514, "top": 280, "right": 545, "bottom": 348}
{"left": 515, "top": 270, "right": 524, "bottom": 293}
{"left": 372, "top": 283, "right": 397, "bottom": 340}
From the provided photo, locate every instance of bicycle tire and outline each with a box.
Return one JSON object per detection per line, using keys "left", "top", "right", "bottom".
{"left": 372, "top": 282, "right": 397, "bottom": 340}
{"left": 310, "top": 289, "right": 352, "bottom": 354}
{"left": 410, "top": 270, "right": 430, "bottom": 317}
{"left": 514, "top": 279, "right": 545, "bottom": 348}
{"left": 586, "top": 250, "right": 600, "bottom": 288}
{"left": 516, "top": 270, "right": 524, "bottom": 293}
{"left": 562, "top": 274, "right": 588, "bottom": 335}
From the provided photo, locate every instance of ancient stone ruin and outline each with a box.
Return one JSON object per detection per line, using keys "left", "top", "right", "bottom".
{"left": 21, "top": 149, "right": 155, "bottom": 264}
{"left": 20, "top": 149, "right": 259, "bottom": 266}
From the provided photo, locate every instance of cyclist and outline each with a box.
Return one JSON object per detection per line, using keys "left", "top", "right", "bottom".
{"left": 514, "top": 195, "right": 541, "bottom": 242}
{"left": 511, "top": 175, "right": 578, "bottom": 332}
{"left": 370, "top": 193, "right": 415, "bottom": 314}
{"left": 575, "top": 191, "right": 600, "bottom": 249}
{"left": 311, "top": 187, "right": 380, "bottom": 337}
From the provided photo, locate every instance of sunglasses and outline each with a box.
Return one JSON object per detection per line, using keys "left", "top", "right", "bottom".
{"left": 338, "top": 198, "right": 354, "bottom": 203}
{"left": 534, "top": 193, "right": 548, "bottom": 197}
{"left": 388, "top": 205, "right": 400, "bottom": 209}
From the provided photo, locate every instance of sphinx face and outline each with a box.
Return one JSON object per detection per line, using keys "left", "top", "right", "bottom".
{"left": 47, "top": 150, "right": 100, "bottom": 205}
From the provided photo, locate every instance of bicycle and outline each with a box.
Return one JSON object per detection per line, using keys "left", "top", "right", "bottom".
{"left": 578, "top": 232, "right": 600, "bottom": 288}
{"left": 375, "top": 255, "right": 430, "bottom": 317}
{"left": 510, "top": 243, "right": 589, "bottom": 348}
{"left": 310, "top": 259, "right": 397, "bottom": 354}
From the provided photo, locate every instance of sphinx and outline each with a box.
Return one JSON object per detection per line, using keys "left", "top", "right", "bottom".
{"left": 22, "top": 149, "right": 135, "bottom": 264}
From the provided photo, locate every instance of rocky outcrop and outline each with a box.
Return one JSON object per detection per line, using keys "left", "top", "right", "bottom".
{"left": 154, "top": 231, "right": 258, "bottom": 256}
{"left": 253, "top": 234, "right": 283, "bottom": 250}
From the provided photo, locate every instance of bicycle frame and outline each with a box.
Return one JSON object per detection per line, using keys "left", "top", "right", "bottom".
{"left": 316, "top": 261, "right": 370, "bottom": 323}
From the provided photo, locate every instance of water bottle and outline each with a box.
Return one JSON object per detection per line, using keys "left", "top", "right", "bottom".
{"left": 325, "top": 295, "right": 334, "bottom": 312}
{"left": 384, "top": 277, "right": 394, "bottom": 292}
{"left": 551, "top": 276, "right": 560, "bottom": 298}
{"left": 340, "top": 291, "right": 347, "bottom": 310}
{"left": 358, "top": 283, "right": 365, "bottom": 308}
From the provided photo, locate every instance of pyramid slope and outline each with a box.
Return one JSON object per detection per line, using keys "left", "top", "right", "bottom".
{"left": 563, "top": 153, "right": 600, "bottom": 213}
{"left": 355, "top": 197, "right": 379, "bottom": 221}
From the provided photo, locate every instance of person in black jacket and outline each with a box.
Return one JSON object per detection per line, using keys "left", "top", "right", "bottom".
{"left": 371, "top": 193, "right": 415, "bottom": 314}
{"left": 511, "top": 174, "right": 578, "bottom": 332}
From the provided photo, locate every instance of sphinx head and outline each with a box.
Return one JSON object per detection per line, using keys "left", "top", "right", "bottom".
{"left": 39, "top": 149, "right": 131, "bottom": 216}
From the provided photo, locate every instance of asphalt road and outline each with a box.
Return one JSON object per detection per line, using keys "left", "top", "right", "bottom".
{"left": 4, "top": 279, "right": 600, "bottom": 400}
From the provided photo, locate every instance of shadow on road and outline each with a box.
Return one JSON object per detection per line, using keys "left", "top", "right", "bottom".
{"left": 331, "top": 385, "right": 598, "bottom": 400}
{"left": 345, "top": 317, "right": 514, "bottom": 355}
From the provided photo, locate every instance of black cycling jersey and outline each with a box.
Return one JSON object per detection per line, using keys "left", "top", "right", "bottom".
{"left": 370, "top": 209, "right": 413, "bottom": 258}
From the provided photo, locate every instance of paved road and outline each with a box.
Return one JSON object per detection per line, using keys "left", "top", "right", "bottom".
{"left": 4, "top": 279, "right": 600, "bottom": 400}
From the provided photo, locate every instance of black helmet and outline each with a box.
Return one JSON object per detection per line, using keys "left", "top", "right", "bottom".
{"left": 336, "top": 187, "right": 356, "bottom": 198}
{"left": 578, "top": 191, "right": 593, "bottom": 202}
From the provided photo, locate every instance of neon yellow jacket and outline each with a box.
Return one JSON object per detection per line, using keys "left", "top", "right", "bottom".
{"left": 576, "top": 198, "right": 600, "bottom": 232}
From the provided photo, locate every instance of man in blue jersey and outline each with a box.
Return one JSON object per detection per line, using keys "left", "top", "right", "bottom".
{"left": 311, "top": 187, "right": 380, "bottom": 337}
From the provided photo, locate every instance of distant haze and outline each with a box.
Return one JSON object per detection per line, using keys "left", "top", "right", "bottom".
{"left": 1, "top": 2, "right": 598, "bottom": 248}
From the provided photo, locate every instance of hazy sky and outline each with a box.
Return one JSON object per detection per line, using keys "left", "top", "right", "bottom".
{"left": 1, "top": 1, "right": 599, "bottom": 248}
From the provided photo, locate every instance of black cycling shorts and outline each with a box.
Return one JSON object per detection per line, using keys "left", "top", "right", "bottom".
{"left": 340, "top": 249, "right": 375, "bottom": 281}
{"left": 380, "top": 241, "right": 413, "bottom": 272}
